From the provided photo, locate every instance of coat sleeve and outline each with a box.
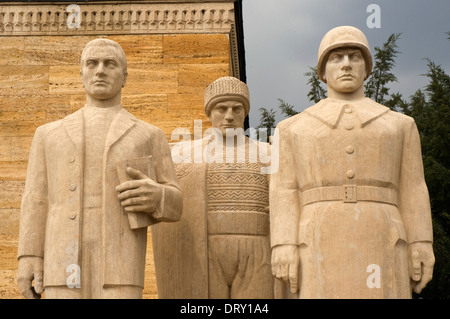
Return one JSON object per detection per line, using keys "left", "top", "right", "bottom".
{"left": 17, "top": 126, "right": 48, "bottom": 259}
{"left": 152, "top": 128, "right": 183, "bottom": 223}
{"left": 398, "top": 118, "right": 433, "bottom": 243}
{"left": 269, "top": 121, "right": 300, "bottom": 247}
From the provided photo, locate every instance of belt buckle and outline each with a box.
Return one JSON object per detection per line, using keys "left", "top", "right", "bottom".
{"left": 343, "top": 185, "right": 357, "bottom": 203}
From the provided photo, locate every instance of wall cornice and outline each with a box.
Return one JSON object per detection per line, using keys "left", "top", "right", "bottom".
{"left": 0, "top": 1, "right": 242, "bottom": 78}
{"left": 0, "top": 1, "right": 235, "bottom": 35}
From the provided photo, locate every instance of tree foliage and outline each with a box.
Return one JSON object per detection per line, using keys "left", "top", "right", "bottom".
{"left": 305, "top": 66, "right": 327, "bottom": 103}
{"left": 255, "top": 107, "right": 276, "bottom": 142}
{"left": 364, "top": 33, "right": 402, "bottom": 107}
{"left": 403, "top": 60, "right": 450, "bottom": 298}
{"left": 277, "top": 98, "right": 299, "bottom": 117}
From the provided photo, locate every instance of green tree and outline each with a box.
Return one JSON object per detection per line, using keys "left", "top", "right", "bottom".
{"left": 364, "top": 33, "right": 402, "bottom": 107}
{"left": 256, "top": 99, "right": 299, "bottom": 142}
{"left": 256, "top": 107, "right": 276, "bottom": 142}
{"left": 277, "top": 98, "right": 299, "bottom": 117}
{"left": 384, "top": 92, "right": 408, "bottom": 112}
{"left": 305, "top": 66, "right": 327, "bottom": 103}
{"left": 402, "top": 59, "right": 450, "bottom": 299}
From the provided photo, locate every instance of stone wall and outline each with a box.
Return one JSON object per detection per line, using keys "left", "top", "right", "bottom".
{"left": 0, "top": 0, "right": 241, "bottom": 299}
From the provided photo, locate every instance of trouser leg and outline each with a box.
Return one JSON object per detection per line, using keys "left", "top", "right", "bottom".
{"left": 230, "top": 235, "right": 273, "bottom": 299}
{"left": 207, "top": 235, "right": 273, "bottom": 299}
{"left": 208, "top": 236, "right": 232, "bottom": 299}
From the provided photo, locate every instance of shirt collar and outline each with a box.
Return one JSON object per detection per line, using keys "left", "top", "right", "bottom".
{"left": 304, "top": 97, "right": 390, "bottom": 128}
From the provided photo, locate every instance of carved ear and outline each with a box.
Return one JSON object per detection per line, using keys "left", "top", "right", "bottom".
{"left": 122, "top": 72, "right": 128, "bottom": 88}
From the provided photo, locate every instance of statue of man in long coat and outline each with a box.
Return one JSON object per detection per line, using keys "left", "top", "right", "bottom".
{"left": 17, "top": 39, "right": 182, "bottom": 299}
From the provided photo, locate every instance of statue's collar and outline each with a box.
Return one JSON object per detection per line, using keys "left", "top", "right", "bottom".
{"left": 304, "top": 97, "right": 390, "bottom": 128}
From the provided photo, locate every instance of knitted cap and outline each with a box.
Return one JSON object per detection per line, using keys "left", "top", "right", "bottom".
{"left": 204, "top": 76, "right": 250, "bottom": 116}
{"left": 317, "top": 26, "right": 372, "bottom": 83}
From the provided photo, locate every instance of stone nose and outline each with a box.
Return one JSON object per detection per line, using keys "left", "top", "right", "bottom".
{"left": 224, "top": 108, "right": 234, "bottom": 121}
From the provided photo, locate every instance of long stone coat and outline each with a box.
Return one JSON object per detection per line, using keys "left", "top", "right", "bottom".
{"left": 18, "top": 107, "right": 182, "bottom": 288}
{"left": 270, "top": 97, "right": 433, "bottom": 298}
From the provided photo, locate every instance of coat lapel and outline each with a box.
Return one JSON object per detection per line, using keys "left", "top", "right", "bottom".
{"left": 304, "top": 98, "right": 345, "bottom": 129}
{"left": 355, "top": 98, "right": 390, "bottom": 127}
{"left": 104, "top": 108, "right": 137, "bottom": 152}
{"left": 62, "top": 109, "right": 84, "bottom": 152}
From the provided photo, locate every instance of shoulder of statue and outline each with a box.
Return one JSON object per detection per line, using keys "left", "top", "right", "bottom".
{"left": 40, "top": 110, "right": 80, "bottom": 133}
{"left": 361, "top": 97, "right": 411, "bottom": 122}
{"left": 275, "top": 100, "right": 322, "bottom": 131}
{"left": 361, "top": 97, "right": 388, "bottom": 109}
{"left": 277, "top": 109, "right": 307, "bottom": 130}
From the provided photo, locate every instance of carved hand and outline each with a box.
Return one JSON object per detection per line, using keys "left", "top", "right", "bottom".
{"left": 409, "top": 241, "right": 435, "bottom": 294}
{"left": 271, "top": 244, "right": 300, "bottom": 294}
{"left": 116, "top": 167, "right": 163, "bottom": 215}
{"left": 17, "top": 256, "right": 44, "bottom": 299}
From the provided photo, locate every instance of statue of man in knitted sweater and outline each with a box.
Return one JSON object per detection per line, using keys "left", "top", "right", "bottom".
{"left": 152, "top": 76, "right": 274, "bottom": 299}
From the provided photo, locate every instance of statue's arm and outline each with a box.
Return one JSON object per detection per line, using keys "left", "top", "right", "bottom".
{"left": 398, "top": 119, "right": 434, "bottom": 293}
{"left": 116, "top": 128, "right": 182, "bottom": 222}
{"left": 269, "top": 124, "right": 301, "bottom": 293}
{"left": 17, "top": 127, "right": 48, "bottom": 298}
{"left": 150, "top": 128, "right": 183, "bottom": 222}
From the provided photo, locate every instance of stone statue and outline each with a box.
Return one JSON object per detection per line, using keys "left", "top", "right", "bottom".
{"left": 152, "top": 76, "right": 274, "bottom": 298}
{"left": 16, "top": 39, "right": 182, "bottom": 299}
{"left": 270, "top": 26, "right": 434, "bottom": 298}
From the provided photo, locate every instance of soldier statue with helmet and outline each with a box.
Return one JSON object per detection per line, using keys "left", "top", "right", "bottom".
{"left": 270, "top": 26, "right": 434, "bottom": 298}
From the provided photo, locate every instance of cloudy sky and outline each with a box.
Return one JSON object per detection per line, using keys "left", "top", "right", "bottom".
{"left": 241, "top": 0, "right": 450, "bottom": 128}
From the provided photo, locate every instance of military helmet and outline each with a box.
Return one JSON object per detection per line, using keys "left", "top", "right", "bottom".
{"left": 317, "top": 26, "right": 373, "bottom": 83}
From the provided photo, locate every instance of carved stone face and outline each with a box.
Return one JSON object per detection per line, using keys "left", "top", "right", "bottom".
{"left": 81, "top": 45, "right": 127, "bottom": 101}
{"left": 323, "top": 48, "right": 366, "bottom": 94}
{"left": 209, "top": 100, "right": 246, "bottom": 136}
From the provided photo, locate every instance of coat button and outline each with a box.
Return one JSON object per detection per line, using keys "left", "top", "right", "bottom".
{"left": 69, "top": 157, "right": 75, "bottom": 163}
{"left": 69, "top": 184, "right": 77, "bottom": 191}
{"left": 69, "top": 214, "right": 77, "bottom": 220}
{"left": 345, "top": 123, "right": 354, "bottom": 130}
{"left": 346, "top": 146, "right": 355, "bottom": 154}
{"left": 344, "top": 107, "right": 352, "bottom": 114}
{"left": 346, "top": 170, "right": 355, "bottom": 179}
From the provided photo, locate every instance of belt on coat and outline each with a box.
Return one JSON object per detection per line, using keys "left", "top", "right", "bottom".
{"left": 301, "top": 185, "right": 398, "bottom": 206}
